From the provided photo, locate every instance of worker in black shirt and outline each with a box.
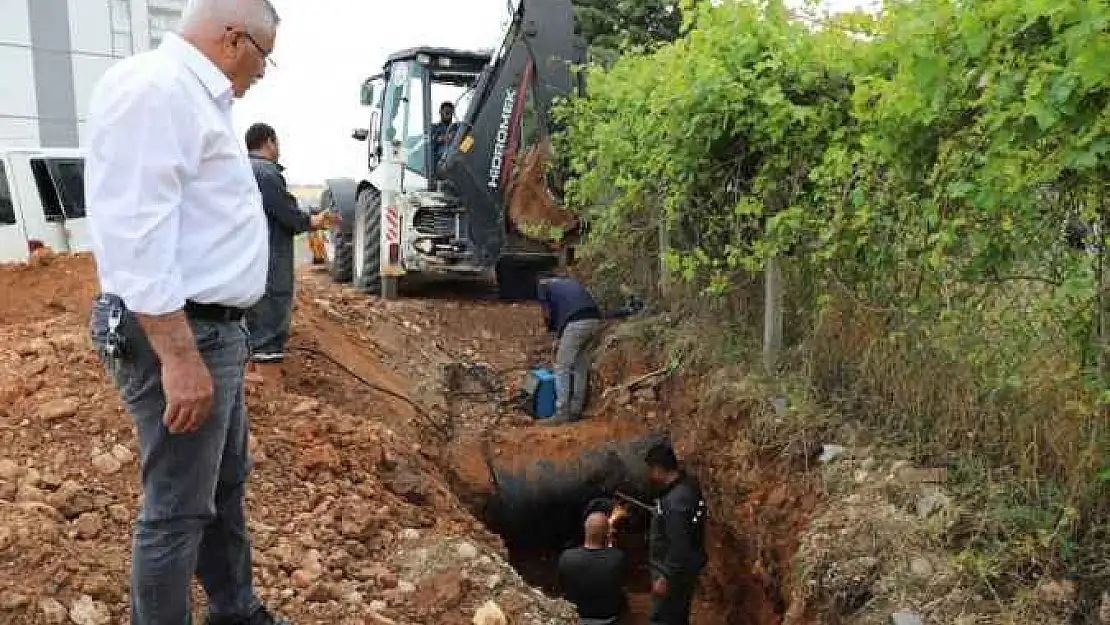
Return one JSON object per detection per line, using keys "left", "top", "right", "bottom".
{"left": 557, "top": 510, "right": 628, "bottom": 625}
{"left": 645, "top": 441, "right": 708, "bottom": 625}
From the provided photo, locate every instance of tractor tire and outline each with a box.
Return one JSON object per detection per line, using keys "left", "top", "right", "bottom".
{"left": 352, "top": 187, "right": 383, "bottom": 293}
{"left": 496, "top": 257, "right": 542, "bottom": 301}
{"left": 328, "top": 232, "right": 354, "bottom": 283}
{"left": 320, "top": 187, "right": 353, "bottom": 283}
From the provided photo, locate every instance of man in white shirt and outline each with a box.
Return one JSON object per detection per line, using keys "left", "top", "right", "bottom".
{"left": 84, "top": 1, "right": 288, "bottom": 624}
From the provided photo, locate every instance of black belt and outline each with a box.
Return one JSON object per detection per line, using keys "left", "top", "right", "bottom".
{"left": 184, "top": 300, "right": 247, "bottom": 322}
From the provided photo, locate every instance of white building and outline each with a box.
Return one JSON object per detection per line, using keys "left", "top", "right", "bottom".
{"left": 0, "top": 0, "right": 185, "bottom": 148}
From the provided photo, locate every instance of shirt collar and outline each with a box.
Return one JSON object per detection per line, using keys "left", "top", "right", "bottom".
{"left": 159, "top": 32, "right": 234, "bottom": 106}
{"left": 249, "top": 151, "right": 284, "bottom": 171}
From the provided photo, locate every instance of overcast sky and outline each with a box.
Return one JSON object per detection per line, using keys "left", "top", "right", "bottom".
{"left": 230, "top": 0, "right": 872, "bottom": 186}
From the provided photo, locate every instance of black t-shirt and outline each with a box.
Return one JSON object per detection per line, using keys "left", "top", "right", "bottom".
{"left": 557, "top": 546, "right": 628, "bottom": 619}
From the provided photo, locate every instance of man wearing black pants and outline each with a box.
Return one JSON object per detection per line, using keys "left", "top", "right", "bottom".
{"left": 243, "top": 122, "right": 332, "bottom": 387}
{"left": 645, "top": 441, "right": 708, "bottom": 625}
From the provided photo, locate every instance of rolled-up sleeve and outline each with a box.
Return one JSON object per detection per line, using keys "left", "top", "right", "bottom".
{"left": 85, "top": 81, "right": 195, "bottom": 316}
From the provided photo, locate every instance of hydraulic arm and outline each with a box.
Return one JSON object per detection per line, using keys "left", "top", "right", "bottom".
{"left": 440, "top": 0, "right": 585, "bottom": 266}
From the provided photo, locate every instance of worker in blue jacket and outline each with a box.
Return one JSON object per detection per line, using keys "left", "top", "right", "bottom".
{"left": 536, "top": 276, "right": 603, "bottom": 424}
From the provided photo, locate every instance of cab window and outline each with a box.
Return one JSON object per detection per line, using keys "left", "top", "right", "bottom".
{"left": 0, "top": 162, "right": 14, "bottom": 226}
{"left": 30, "top": 158, "right": 86, "bottom": 221}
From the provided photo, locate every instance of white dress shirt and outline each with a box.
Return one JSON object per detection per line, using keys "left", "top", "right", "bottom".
{"left": 84, "top": 32, "right": 268, "bottom": 316}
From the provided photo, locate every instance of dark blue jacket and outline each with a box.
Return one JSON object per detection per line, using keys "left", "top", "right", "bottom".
{"left": 250, "top": 153, "right": 310, "bottom": 296}
{"left": 537, "top": 278, "right": 600, "bottom": 336}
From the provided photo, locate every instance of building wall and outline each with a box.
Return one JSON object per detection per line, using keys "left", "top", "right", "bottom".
{"left": 0, "top": 0, "right": 184, "bottom": 148}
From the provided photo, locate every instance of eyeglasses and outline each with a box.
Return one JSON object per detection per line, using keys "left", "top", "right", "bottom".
{"left": 227, "top": 27, "right": 277, "bottom": 69}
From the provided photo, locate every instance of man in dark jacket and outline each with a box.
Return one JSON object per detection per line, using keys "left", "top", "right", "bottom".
{"left": 645, "top": 441, "right": 708, "bottom": 625}
{"left": 244, "top": 122, "right": 333, "bottom": 386}
{"left": 535, "top": 276, "right": 603, "bottom": 424}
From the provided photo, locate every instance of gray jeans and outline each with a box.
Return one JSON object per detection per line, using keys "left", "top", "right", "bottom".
{"left": 89, "top": 295, "right": 260, "bottom": 625}
{"left": 554, "top": 318, "right": 603, "bottom": 420}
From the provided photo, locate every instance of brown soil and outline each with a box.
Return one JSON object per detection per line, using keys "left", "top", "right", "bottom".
{"left": 0, "top": 254, "right": 813, "bottom": 625}
{"left": 0, "top": 252, "right": 99, "bottom": 326}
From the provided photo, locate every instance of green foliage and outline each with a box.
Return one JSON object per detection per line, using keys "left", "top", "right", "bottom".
{"left": 556, "top": 0, "right": 1110, "bottom": 593}
{"left": 574, "top": 0, "right": 684, "bottom": 63}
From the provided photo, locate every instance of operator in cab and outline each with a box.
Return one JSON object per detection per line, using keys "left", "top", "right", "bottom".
{"left": 645, "top": 441, "right": 708, "bottom": 625}
{"left": 535, "top": 275, "right": 603, "bottom": 425}
{"left": 557, "top": 510, "right": 629, "bottom": 625}
{"left": 430, "top": 101, "right": 456, "bottom": 167}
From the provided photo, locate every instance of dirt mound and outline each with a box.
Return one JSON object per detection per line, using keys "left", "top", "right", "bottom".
{"left": 0, "top": 256, "right": 576, "bottom": 624}
{"left": 0, "top": 253, "right": 98, "bottom": 326}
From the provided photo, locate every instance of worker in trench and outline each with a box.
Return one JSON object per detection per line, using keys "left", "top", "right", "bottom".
{"left": 243, "top": 122, "right": 336, "bottom": 388}
{"left": 556, "top": 505, "right": 630, "bottom": 625}
{"left": 645, "top": 442, "right": 708, "bottom": 625}
{"left": 535, "top": 275, "right": 604, "bottom": 425}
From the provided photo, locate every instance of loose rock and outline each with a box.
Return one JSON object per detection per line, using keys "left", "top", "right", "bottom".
{"left": 69, "top": 595, "right": 110, "bottom": 625}
{"left": 74, "top": 512, "right": 103, "bottom": 540}
{"left": 1034, "top": 578, "right": 1076, "bottom": 608}
{"left": 908, "top": 557, "right": 933, "bottom": 578}
{"left": 473, "top": 600, "right": 507, "bottom": 625}
{"left": 456, "top": 541, "right": 479, "bottom": 560}
{"left": 0, "top": 459, "right": 23, "bottom": 480}
{"left": 50, "top": 480, "right": 96, "bottom": 519}
{"left": 0, "top": 590, "right": 31, "bottom": 610}
{"left": 40, "top": 398, "right": 78, "bottom": 422}
{"left": 916, "top": 485, "right": 950, "bottom": 519}
{"left": 821, "top": 444, "right": 843, "bottom": 464}
{"left": 91, "top": 453, "right": 122, "bottom": 476}
{"left": 110, "top": 444, "right": 134, "bottom": 465}
{"left": 890, "top": 611, "right": 924, "bottom": 625}
{"left": 39, "top": 598, "right": 67, "bottom": 624}
{"left": 108, "top": 504, "right": 130, "bottom": 523}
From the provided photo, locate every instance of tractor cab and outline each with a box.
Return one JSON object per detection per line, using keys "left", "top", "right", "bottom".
{"left": 354, "top": 47, "right": 492, "bottom": 190}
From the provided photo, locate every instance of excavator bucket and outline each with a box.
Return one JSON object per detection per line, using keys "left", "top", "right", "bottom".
{"left": 504, "top": 139, "right": 580, "bottom": 247}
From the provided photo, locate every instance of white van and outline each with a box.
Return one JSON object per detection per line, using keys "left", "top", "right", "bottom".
{"left": 0, "top": 147, "right": 90, "bottom": 264}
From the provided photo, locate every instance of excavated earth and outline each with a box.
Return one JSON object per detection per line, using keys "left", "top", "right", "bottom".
{"left": 0, "top": 253, "right": 816, "bottom": 625}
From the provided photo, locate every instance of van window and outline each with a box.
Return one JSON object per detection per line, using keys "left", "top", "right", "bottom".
{"left": 30, "top": 158, "right": 86, "bottom": 221}
{"left": 0, "top": 162, "right": 14, "bottom": 225}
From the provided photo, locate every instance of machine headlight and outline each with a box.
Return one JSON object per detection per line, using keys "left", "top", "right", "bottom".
{"left": 414, "top": 239, "right": 435, "bottom": 254}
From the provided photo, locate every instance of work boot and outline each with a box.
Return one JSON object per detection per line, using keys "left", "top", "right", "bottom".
{"left": 205, "top": 605, "right": 290, "bottom": 625}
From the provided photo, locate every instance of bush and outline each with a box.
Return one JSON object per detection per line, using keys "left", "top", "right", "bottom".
{"left": 558, "top": 0, "right": 1110, "bottom": 595}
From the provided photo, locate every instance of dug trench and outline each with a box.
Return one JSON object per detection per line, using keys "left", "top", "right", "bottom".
{"left": 284, "top": 269, "right": 818, "bottom": 625}
{"left": 0, "top": 255, "right": 814, "bottom": 624}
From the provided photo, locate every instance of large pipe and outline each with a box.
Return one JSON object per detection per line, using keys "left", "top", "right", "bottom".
{"left": 482, "top": 433, "right": 669, "bottom": 549}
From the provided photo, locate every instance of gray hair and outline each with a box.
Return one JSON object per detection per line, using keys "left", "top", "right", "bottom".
{"left": 179, "top": 0, "right": 281, "bottom": 36}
